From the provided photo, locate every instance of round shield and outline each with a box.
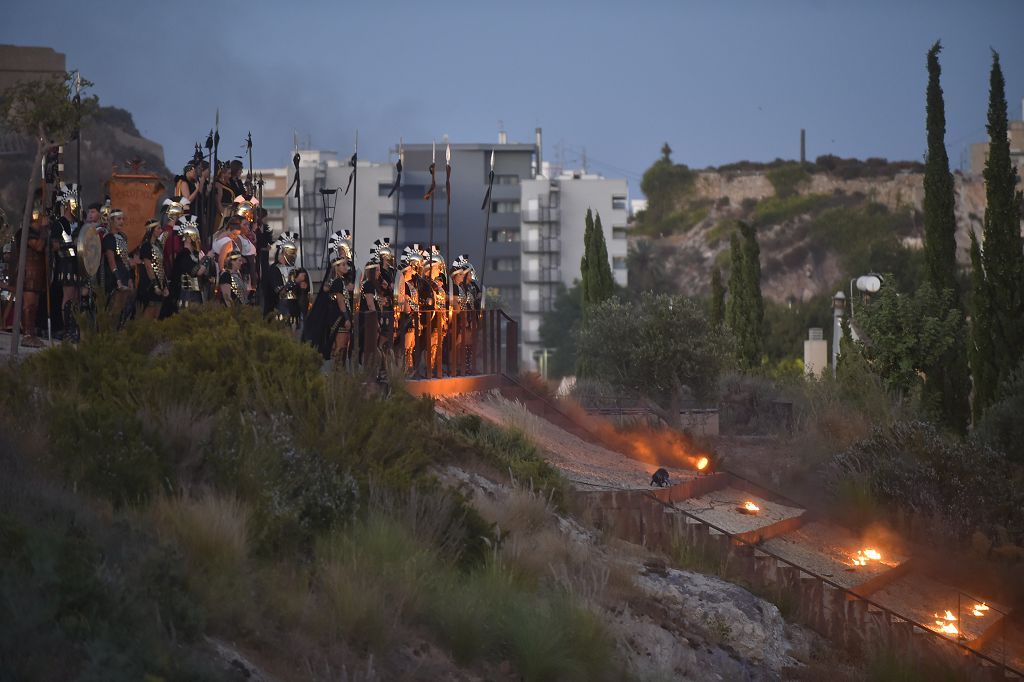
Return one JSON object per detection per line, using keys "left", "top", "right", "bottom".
{"left": 76, "top": 224, "right": 102, "bottom": 277}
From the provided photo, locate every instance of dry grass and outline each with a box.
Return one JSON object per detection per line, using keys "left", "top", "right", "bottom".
{"left": 150, "top": 491, "right": 252, "bottom": 628}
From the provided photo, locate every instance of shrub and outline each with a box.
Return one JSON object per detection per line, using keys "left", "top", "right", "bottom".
{"left": 766, "top": 163, "right": 810, "bottom": 198}
{"left": 825, "top": 421, "right": 1024, "bottom": 544}
{"left": 751, "top": 193, "right": 829, "bottom": 226}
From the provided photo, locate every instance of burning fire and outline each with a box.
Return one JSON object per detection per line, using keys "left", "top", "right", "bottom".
{"left": 696, "top": 456, "right": 709, "bottom": 471}
{"left": 971, "top": 603, "right": 990, "bottom": 617}
{"left": 743, "top": 501, "right": 760, "bottom": 512}
{"left": 933, "top": 610, "right": 959, "bottom": 636}
{"left": 850, "top": 548, "right": 883, "bottom": 566}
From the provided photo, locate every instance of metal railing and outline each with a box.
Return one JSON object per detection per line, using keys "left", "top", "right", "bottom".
{"left": 339, "top": 308, "right": 518, "bottom": 379}
{"left": 522, "top": 267, "right": 562, "bottom": 283}
{"left": 521, "top": 238, "right": 561, "bottom": 253}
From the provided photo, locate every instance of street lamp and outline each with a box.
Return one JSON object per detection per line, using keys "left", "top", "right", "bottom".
{"left": 832, "top": 291, "right": 846, "bottom": 377}
{"left": 848, "top": 273, "right": 882, "bottom": 316}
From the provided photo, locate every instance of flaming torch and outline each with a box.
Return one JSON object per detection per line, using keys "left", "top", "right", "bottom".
{"left": 696, "top": 456, "right": 709, "bottom": 472}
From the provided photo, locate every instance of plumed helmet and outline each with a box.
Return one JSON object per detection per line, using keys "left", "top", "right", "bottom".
{"left": 162, "top": 197, "right": 189, "bottom": 221}
{"left": 400, "top": 243, "right": 425, "bottom": 270}
{"left": 100, "top": 197, "right": 112, "bottom": 221}
{"left": 451, "top": 253, "right": 472, "bottom": 275}
{"left": 174, "top": 215, "right": 201, "bottom": 247}
{"left": 274, "top": 231, "right": 299, "bottom": 265}
{"left": 327, "top": 229, "right": 353, "bottom": 262}
{"left": 373, "top": 238, "right": 395, "bottom": 268}
{"left": 56, "top": 182, "right": 80, "bottom": 215}
{"left": 233, "top": 194, "right": 258, "bottom": 221}
{"left": 428, "top": 244, "right": 446, "bottom": 275}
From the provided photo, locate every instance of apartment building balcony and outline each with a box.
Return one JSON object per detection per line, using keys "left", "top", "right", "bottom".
{"left": 522, "top": 267, "right": 562, "bottom": 283}
{"left": 521, "top": 238, "right": 561, "bottom": 253}
{"left": 522, "top": 207, "right": 560, "bottom": 223}
{"left": 521, "top": 299, "right": 556, "bottom": 314}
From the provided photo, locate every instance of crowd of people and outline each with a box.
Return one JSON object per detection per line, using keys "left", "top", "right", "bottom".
{"left": 1, "top": 158, "right": 484, "bottom": 379}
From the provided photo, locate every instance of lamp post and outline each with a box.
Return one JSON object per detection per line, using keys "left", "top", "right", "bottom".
{"left": 832, "top": 290, "right": 846, "bottom": 377}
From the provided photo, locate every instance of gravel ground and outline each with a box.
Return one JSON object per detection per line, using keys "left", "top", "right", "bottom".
{"left": 437, "top": 392, "right": 697, "bottom": 490}
{"left": 763, "top": 521, "right": 909, "bottom": 589}
{"left": 672, "top": 487, "right": 804, "bottom": 536}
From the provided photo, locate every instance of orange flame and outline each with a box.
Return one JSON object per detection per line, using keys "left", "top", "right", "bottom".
{"left": 743, "top": 501, "right": 760, "bottom": 512}
{"left": 933, "top": 610, "right": 958, "bottom": 635}
{"left": 850, "top": 548, "right": 883, "bottom": 566}
{"left": 696, "top": 456, "right": 709, "bottom": 471}
{"left": 971, "top": 603, "right": 989, "bottom": 617}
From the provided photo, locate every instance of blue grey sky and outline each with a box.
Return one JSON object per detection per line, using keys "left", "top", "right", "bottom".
{"left": 3, "top": 0, "right": 1022, "bottom": 194}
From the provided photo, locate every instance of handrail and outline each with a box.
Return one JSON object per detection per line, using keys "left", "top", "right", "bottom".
{"left": 639, "top": 489, "right": 1022, "bottom": 677}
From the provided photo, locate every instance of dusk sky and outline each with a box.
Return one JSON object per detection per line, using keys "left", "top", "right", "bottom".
{"left": 4, "top": 0, "right": 1023, "bottom": 195}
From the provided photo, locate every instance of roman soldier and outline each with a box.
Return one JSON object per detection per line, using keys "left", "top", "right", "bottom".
{"left": 51, "top": 182, "right": 83, "bottom": 340}
{"left": 463, "top": 257, "right": 482, "bottom": 374}
{"left": 9, "top": 204, "right": 48, "bottom": 346}
{"left": 301, "top": 230, "right": 353, "bottom": 360}
{"left": 101, "top": 208, "right": 133, "bottom": 325}
{"left": 172, "top": 215, "right": 208, "bottom": 309}
{"left": 396, "top": 245, "right": 423, "bottom": 376}
{"left": 450, "top": 255, "right": 472, "bottom": 376}
{"left": 218, "top": 251, "right": 244, "bottom": 306}
{"left": 425, "top": 245, "right": 449, "bottom": 378}
{"left": 137, "top": 219, "right": 169, "bottom": 319}
{"left": 326, "top": 255, "right": 354, "bottom": 368}
{"left": 265, "top": 232, "right": 301, "bottom": 328}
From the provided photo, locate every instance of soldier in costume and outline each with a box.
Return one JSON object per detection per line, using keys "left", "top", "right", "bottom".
{"left": 265, "top": 232, "right": 302, "bottom": 328}
{"left": 101, "top": 208, "right": 134, "bottom": 326}
{"left": 172, "top": 215, "right": 209, "bottom": 309}
{"left": 396, "top": 246, "right": 423, "bottom": 376}
{"left": 137, "top": 219, "right": 169, "bottom": 319}
{"left": 326, "top": 256, "right": 354, "bottom": 368}
{"left": 51, "top": 182, "right": 84, "bottom": 340}
{"left": 218, "top": 251, "right": 244, "bottom": 306}
{"left": 449, "top": 255, "right": 472, "bottom": 376}
{"left": 424, "top": 245, "right": 449, "bottom": 378}
{"left": 463, "top": 259, "right": 482, "bottom": 374}
{"left": 301, "top": 230, "right": 353, "bottom": 361}
{"left": 173, "top": 162, "right": 204, "bottom": 209}
{"left": 9, "top": 206, "right": 48, "bottom": 346}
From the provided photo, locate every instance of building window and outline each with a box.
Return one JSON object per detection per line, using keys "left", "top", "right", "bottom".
{"left": 613, "top": 256, "right": 627, "bottom": 270}
{"left": 492, "top": 200, "right": 520, "bottom": 214}
{"left": 613, "top": 226, "right": 628, "bottom": 239}
{"left": 496, "top": 287, "right": 521, "bottom": 305}
{"left": 379, "top": 213, "right": 396, "bottom": 227}
{"left": 491, "top": 257, "right": 520, "bottom": 271}
{"left": 612, "top": 195, "right": 627, "bottom": 210}
{"left": 490, "top": 229, "right": 520, "bottom": 243}
{"left": 378, "top": 182, "right": 393, "bottom": 197}
{"left": 495, "top": 174, "right": 520, "bottom": 186}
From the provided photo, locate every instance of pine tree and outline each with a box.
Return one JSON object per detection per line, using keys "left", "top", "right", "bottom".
{"left": 710, "top": 267, "right": 725, "bottom": 327}
{"left": 922, "top": 40, "right": 970, "bottom": 433}
{"left": 589, "top": 212, "right": 615, "bottom": 304}
{"left": 971, "top": 51, "right": 1024, "bottom": 417}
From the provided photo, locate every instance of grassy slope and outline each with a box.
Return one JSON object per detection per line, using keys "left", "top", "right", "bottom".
{"left": 0, "top": 307, "right": 621, "bottom": 682}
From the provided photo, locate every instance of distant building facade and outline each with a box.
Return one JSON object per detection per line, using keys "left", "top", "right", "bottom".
{"left": 969, "top": 98, "right": 1024, "bottom": 177}
{"left": 278, "top": 131, "right": 631, "bottom": 368}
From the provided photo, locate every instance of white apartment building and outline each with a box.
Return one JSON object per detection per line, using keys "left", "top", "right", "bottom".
{"left": 519, "top": 170, "right": 630, "bottom": 370}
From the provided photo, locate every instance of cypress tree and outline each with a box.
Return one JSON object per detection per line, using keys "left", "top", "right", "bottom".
{"left": 739, "top": 221, "right": 764, "bottom": 367}
{"left": 710, "top": 267, "right": 725, "bottom": 327}
{"left": 580, "top": 208, "right": 594, "bottom": 309}
{"left": 589, "top": 212, "right": 615, "bottom": 304}
{"left": 726, "top": 223, "right": 764, "bottom": 369}
{"left": 726, "top": 232, "right": 744, "bottom": 335}
{"left": 922, "top": 40, "right": 970, "bottom": 433}
{"left": 971, "top": 51, "right": 1024, "bottom": 417}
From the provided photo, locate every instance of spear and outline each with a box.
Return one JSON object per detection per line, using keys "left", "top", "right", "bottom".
{"left": 345, "top": 131, "right": 358, "bottom": 252}
{"left": 245, "top": 131, "right": 254, "bottom": 198}
{"left": 445, "top": 143, "right": 452, "bottom": 302}
{"left": 207, "top": 109, "right": 220, "bottom": 248}
{"left": 292, "top": 151, "right": 302, "bottom": 266}
{"left": 479, "top": 149, "right": 495, "bottom": 309}
{"left": 74, "top": 70, "right": 82, "bottom": 211}
{"left": 387, "top": 139, "right": 403, "bottom": 301}
{"left": 425, "top": 140, "right": 436, "bottom": 255}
